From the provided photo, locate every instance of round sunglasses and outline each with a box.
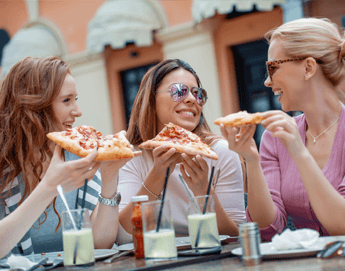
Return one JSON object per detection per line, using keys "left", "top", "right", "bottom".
{"left": 156, "top": 83, "right": 208, "bottom": 106}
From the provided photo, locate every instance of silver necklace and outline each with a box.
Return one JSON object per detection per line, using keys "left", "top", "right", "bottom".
{"left": 307, "top": 117, "right": 340, "bottom": 143}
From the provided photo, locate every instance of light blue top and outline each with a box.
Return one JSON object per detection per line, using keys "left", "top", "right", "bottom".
{"left": 0, "top": 152, "right": 101, "bottom": 257}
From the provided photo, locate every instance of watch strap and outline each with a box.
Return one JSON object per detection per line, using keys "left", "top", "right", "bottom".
{"left": 98, "top": 192, "right": 121, "bottom": 206}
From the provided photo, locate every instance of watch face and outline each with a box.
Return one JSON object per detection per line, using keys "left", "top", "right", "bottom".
{"left": 116, "top": 192, "right": 121, "bottom": 203}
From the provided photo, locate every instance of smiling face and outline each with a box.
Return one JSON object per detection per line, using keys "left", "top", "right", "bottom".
{"left": 155, "top": 68, "right": 202, "bottom": 132}
{"left": 52, "top": 73, "right": 82, "bottom": 131}
{"left": 264, "top": 38, "right": 307, "bottom": 112}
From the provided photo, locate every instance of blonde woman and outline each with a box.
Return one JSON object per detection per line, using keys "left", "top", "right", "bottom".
{"left": 221, "top": 18, "right": 345, "bottom": 240}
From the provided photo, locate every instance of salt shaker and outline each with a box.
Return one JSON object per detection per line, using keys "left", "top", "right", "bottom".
{"left": 239, "top": 222, "right": 262, "bottom": 266}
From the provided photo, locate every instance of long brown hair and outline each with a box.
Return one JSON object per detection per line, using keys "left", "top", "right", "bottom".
{"left": 0, "top": 57, "right": 70, "bottom": 227}
{"left": 127, "top": 59, "right": 222, "bottom": 146}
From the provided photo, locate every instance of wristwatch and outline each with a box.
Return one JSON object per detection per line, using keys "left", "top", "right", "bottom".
{"left": 98, "top": 192, "right": 121, "bottom": 206}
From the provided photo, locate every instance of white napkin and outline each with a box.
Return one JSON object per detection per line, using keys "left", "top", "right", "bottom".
{"left": 271, "top": 229, "right": 320, "bottom": 250}
{"left": 5, "top": 254, "right": 36, "bottom": 270}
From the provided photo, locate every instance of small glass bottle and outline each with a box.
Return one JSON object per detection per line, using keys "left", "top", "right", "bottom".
{"left": 131, "top": 195, "right": 149, "bottom": 258}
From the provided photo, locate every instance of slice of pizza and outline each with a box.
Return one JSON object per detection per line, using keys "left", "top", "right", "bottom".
{"left": 47, "top": 125, "right": 134, "bottom": 161}
{"left": 214, "top": 111, "right": 264, "bottom": 127}
{"left": 138, "top": 123, "right": 218, "bottom": 160}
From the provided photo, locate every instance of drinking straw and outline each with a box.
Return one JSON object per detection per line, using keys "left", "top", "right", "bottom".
{"left": 178, "top": 174, "right": 193, "bottom": 199}
{"left": 195, "top": 166, "right": 215, "bottom": 249}
{"left": 57, "top": 185, "right": 77, "bottom": 231}
{"left": 81, "top": 179, "right": 88, "bottom": 209}
{"left": 202, "top": 166, "right": 215, "bottom": 214}
{"left": 179, "top": 174, "right": 201, "bottom": 212}
{"left": 79, "top": 179, "right": 88, "bottom": 230}
{"left": 155, "top": 167, "right": 170, "bottom": 232}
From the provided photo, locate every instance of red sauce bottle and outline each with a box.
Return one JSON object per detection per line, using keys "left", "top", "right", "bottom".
{"left": 131, "top": 195, "right": 149, "bottom": 258}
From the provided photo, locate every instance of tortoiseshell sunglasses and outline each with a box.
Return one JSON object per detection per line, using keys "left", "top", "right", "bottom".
{"left": 265, "top": 57, "right": 306, "bottom": 81}
{"left": 266, "top": 57, "right": 322, "bottom": 81}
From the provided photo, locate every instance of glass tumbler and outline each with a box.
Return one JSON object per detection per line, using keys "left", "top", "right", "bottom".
{"left": 62, "top": 209, "right": 95, "bottom": 267}
{"left": 142, "top": 200, "right": 177, "bottom": 260}
{"left": 188, "top": 195, "right": 220, "bottom": 249}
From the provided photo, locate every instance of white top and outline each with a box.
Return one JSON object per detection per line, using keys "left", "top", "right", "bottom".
{"left": 117, "top": 140, "right": 246, "bottom": 244}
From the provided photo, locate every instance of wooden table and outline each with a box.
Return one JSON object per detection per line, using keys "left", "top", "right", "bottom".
{"left": 53, "top": 240, "right": 345, "bottom": 271}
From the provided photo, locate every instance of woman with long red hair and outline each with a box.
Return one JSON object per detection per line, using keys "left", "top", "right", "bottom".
{"left": 117, "top": 59, "right": 245, "bottom": 244}
{"left": 0, "top": 57, "right": 133, "bottom": 258}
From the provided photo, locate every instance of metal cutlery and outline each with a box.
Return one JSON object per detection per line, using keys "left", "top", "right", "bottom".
{"left": 103, "top": 250, "right": 133, "bottom": 263}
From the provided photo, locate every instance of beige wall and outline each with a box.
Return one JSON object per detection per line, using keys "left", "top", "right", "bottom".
{"left": 68, "top": 56, "right": 113, "bottom": 135}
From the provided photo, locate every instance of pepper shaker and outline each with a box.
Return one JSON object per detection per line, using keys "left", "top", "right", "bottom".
{"left": 239, "top": 222, "right": 262, "bottom": 266}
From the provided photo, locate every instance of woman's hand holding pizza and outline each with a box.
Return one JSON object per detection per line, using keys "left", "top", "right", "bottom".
{"left": 261, "top": 111, "right": 306, "bottom": 160}
{"left": 151, "top": 145, "right": 181, "bottom": 180}
{"left": 180, "top": 153, "right": 209, "bottom": 197}
{"left": 220, "top": 124, "right": 259, "bottom": 163}
{"left": 42, "top": 145, "right": 101, "bottom": 195}
{"left": 100, "top": 131, "right": 142, "bottom": 185}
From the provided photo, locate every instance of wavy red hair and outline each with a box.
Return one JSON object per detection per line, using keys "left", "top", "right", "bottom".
{"left": 0, "top": 56, "right": 70, "bottom": 229}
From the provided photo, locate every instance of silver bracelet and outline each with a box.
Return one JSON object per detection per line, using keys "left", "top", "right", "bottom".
{"left": 141, "top": 182, "right": 162, "bottom": 200}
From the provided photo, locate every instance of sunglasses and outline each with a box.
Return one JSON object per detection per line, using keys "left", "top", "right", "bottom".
{"left": 156, "top": 83, "right": 208, "bottom": 106}
{"left": 317, "top": 241, "right": 344, "bottom": 259}
{"left": 265, "top": 57, "right": 306, "bottom": 81}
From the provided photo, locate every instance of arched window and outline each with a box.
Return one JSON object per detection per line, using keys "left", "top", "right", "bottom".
{"left": 1, "top": 20, "right": 67, "bottom": 77}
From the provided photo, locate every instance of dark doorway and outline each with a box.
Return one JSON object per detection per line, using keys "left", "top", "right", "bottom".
{"left": 232, "top": 39, "right": 282, "bottom": 148}
{"left": 0, "top": 29, "right": 10, "bottom": 66}
{"left": 120, "top": 63, "right": 158, "bottom": 127}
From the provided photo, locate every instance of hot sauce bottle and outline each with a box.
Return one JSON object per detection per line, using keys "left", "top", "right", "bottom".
{"left": 131, "top": 195, "right": 149, "bottom": 258}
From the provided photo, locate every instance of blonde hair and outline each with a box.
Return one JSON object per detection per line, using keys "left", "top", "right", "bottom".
{"left": 266, "top": 18, "right": 345, "bottom": 86}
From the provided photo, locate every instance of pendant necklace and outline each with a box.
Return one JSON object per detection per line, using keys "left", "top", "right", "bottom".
{"left": 307, "top": 117, "right": 340, "bottom": 143}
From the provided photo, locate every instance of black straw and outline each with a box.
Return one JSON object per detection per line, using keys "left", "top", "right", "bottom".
{"left": 156, "top": 167, "right": 170, "bottom": 232}
{"left": 80, "top": 179, "right": 88, "bottom": 230}
{"left": 195, "top": 166, "right": 215, "bottom": 248}
{"left": 202, "top": 166, "right": 215, "bottom": 214}
{"left": 81, "top": 179, "right": 88, "bottom": 209}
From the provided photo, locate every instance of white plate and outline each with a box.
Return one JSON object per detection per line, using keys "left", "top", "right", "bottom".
{"left": 25, "top": 249, "right": 119, "bottom": 265}
{"left": 231, "top": 236, "right": 345, "bottom": 259}
{"left": 116, "top": 235, "right": 231, "bottom": 251}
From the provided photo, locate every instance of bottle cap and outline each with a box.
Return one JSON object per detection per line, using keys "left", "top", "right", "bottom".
{"left": 131, "top": 195, "right": 149, "bottom": 202}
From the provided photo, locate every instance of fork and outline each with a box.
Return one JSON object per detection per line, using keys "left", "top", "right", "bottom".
{"left": 103, "top": 250, "right": 133, "bottom": 263}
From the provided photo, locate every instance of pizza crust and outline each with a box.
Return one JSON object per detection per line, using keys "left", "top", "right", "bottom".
{"left": 47, "top": 130, "right": 134, "bottom": 161}
{"left": 138, "top": 123, "right": 218, "bottom": 160}
{"left": 214, "top": 111, "right": 264, "bottom": 127}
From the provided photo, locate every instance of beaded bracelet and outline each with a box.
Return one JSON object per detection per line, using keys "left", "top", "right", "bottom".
{"left": 141, "top": 182, "right": 162, "bottom": 200}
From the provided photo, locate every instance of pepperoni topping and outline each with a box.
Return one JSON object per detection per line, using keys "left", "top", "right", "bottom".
{"left": 64, "top": 125, "right": 130, "bottom": 151}
{"left": 154, "top": 123, "right": 209, "bottom": 149}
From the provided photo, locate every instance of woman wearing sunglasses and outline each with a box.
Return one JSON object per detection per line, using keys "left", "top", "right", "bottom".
{"left": 221, "top": 18, "right": 345, "bottom": 241}
{"left": 116, "top": 59, "right": 245, "bottom": 243}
